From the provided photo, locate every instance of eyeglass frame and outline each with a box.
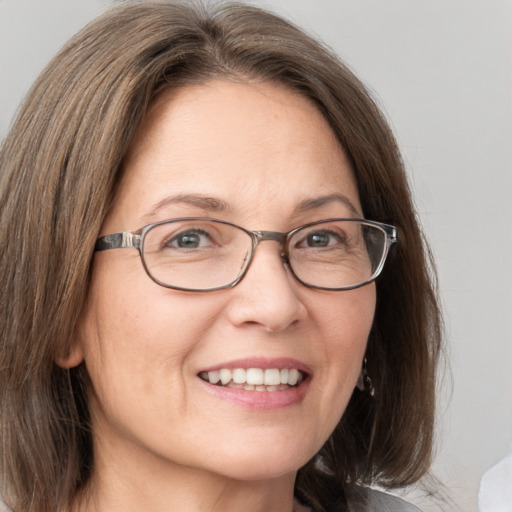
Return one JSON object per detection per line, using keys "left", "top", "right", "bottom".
{"left": 95, "top": 217, "right": 398, "bottom": 292}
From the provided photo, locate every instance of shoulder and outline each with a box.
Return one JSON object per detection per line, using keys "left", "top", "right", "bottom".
{"left": 345, "top": 486, "right": 423, "bottom": 512}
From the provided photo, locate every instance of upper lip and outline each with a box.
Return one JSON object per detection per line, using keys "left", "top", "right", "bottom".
{"left": 198, "top": 357, "right": 311, "bottom": 375}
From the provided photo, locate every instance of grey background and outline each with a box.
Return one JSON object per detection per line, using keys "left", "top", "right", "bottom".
{"left": 1, "top": 1, "right": 511, "bottom": 511}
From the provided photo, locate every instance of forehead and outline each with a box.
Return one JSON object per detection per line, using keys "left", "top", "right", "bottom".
{"left": 109, "top": 79, "right": 361, "bottom": 229}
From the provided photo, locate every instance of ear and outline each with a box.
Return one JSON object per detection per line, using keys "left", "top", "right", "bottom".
{"left": 55, "top": 333, "right": 85, "bottom": 369}
{"left": 55, "top": 345, "right": 84, "bottom": 369}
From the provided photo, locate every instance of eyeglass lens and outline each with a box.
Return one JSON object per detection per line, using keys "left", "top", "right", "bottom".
{"left": 141, "top": 219, "right": 388, "bottom": 291}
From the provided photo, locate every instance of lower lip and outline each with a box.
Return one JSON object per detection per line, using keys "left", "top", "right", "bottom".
{"left": 198, "top": 377, "right": 310, "bottom": 409}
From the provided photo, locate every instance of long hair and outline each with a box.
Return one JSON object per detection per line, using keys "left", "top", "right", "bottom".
{"left": 0, "top": 2, "right": 442, "bottom": 511}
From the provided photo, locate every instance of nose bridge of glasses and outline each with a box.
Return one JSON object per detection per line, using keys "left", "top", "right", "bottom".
{"left": 250, "top": 230, "right": 289, "bottom": 262}
{"left": 254, "top": 230, "right": 287, "bottom": 244}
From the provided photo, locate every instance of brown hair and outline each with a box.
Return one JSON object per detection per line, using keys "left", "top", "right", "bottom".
{"left": 0, "top": 2, "right": 442, "bottom": 511}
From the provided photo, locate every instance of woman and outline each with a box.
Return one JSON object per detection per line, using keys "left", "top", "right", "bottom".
{"left": 0, "top": 2, "right": 442, "bottom": 511}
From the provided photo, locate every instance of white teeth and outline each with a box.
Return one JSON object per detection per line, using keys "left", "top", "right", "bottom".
{"left": 232, "top": 368, "right": 246, "bottom": 384}
{"left": 207, "top": 370, "right": 220, "bottom": 384}
{"left": 219, "top": 369, "right": 232, "bottom": 385}
{"left": 202, "top": 367, "right": 305, "bottom": 388}
{"left": 246, "top": 368, "right": 264, "bottom": 385}
{"left": 288, "top": 369, "right": 300, "bottom": 386}
{"left": 264, "top": 369, "right": 281, "bottom": 386}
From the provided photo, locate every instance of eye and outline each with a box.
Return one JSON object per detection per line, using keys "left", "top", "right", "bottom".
{"left": 166, "top": 229, "right": 216, "bottom": 249}
{"left": 296, "top": 229, "right": 346, "bottom": 249}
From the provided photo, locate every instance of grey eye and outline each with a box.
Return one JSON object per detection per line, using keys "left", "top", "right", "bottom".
{"left": 297, "top": 230, "right": 344, "bottom": 248}
{"left": 306, "top": 232, "right": 330, "bottom": 247}
{"left": 168, "top": 229, "right": 213, "bottom": 249}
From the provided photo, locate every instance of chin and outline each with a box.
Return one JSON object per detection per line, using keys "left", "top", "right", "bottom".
{"left": 216, "top": 460, "right": 302, "bottom": 483}
{"left": 201, "top": 439, "right": 317, "bottom": 482}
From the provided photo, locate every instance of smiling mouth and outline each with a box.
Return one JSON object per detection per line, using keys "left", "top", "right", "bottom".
{"left": 198, "top": 368, "right": 306, "bottom": 391}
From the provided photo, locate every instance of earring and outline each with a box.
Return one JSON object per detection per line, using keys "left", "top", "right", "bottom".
{"left": 356, "top": 357, "right": 375, "bottom": 397}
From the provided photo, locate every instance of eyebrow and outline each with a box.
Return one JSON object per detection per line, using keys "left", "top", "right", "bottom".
{"left": 295, "top": 193, "right": 361, "bottom": 216}
{"left": 142, "top": 194, "right": 232, "bottom": 222}
{"left": 142, "top": 191, "right": 361, "bottom": 223}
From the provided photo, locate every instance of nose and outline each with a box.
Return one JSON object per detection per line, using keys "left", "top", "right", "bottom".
{"left": 225, "top": 242, "right": 308, "bottom": 332}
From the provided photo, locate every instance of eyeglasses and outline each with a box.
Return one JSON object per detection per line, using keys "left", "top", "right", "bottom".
{"left": 95, "top": 218, "right": 397, "bottom": 292}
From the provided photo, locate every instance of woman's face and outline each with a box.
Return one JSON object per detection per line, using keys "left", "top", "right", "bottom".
{"left": 72, "top": 80, "right": 376, "bottom": 483}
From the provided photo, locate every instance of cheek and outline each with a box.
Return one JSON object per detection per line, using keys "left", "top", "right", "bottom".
{"left": 79, "top": 262, "right": 226, "bottom": 393}
{"left": 310, "top": 285, "right": 376, "bottom": 425}
{"left": 77, "top": 285, "right": 217, "bottom": 444}
{"left": 316, "top": 284, "right": 376, "bottom": 354}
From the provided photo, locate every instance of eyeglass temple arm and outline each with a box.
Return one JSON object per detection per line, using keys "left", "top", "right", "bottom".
{"left": 386, "top": 225, "right": 398, "bottom": 246}
{"left": 95, "top": 232, "right": 141, "bottom": 252}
